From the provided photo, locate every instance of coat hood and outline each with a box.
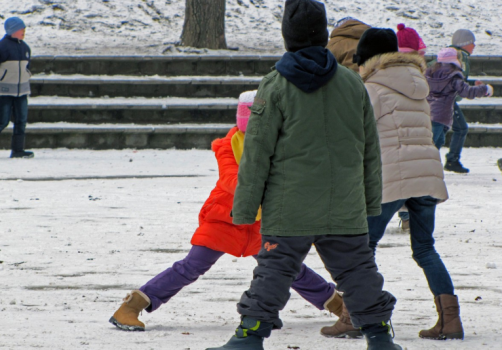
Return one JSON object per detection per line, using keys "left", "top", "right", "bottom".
{"left": 329, "top": 20, "right": 370, "bottom": 40}
{"left": 425, "top": 64, "right": 464, "bottom": 92}
{"left": 361, "top": 52, "right": 429, "bottom": 100}
{"left": 211, "top": 127, "right": 238, "bottom": 154}
{"left": 275, "top": 46, "right": 337, "bottom": 93}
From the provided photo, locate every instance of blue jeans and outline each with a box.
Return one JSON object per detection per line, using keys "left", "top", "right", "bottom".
{"left": 431, "top": 121, "right": 449, "bottom": 150}
{"left": 446, "top": 102, "right": 468, "bottom": 162}
{"left": 367, "top": 196, "right": 454, "bottom": 296}
{"left": 0, "top": 95, "right": 28, "bottom": 136}
{"left": 398, "top": 211, "right": 409, "bottom": 221}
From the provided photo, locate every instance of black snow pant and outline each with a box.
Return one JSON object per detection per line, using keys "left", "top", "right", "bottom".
{"left": 237, "top": 234, "right": 396, "bottom": 329}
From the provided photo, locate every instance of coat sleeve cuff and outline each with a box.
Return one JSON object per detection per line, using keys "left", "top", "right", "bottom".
{"left": 232, "top": 216, "right": 256, "bottom": 225}
{"left": 367, "top": 208, "right": 382, "bottom": 217}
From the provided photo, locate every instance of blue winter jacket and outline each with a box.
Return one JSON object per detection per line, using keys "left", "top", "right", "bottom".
{"left": 0, "top": 35, "right": 31, "bottom": 97}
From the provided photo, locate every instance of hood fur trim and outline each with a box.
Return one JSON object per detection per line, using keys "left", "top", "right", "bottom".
{"left": 361, "top": 52, "right": 426, "bottom": 81}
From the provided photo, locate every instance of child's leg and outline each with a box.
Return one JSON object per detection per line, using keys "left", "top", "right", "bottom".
{"left": 140, "top": 245, "right": 224, "bottom": 312}
{"left": 431, "top": 121, "right": 447, "bottom": 150}
{"left": 251, "top": 255, "right": 335, "bottom": 310}
{"left": 446, "top": 103, "right": 468, "bottom": 162}
{"left": 290, "top": 264, "right": 336, "bottom": 310}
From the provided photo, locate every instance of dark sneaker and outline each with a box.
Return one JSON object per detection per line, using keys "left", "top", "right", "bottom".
{"left": 10, "top": 151, "right": 34, "bottom": 159}
{"left": 361, "top": 322, "right": 403, "bottom": 350}
{"left": 206, "top": 317, "right": 272, "bottom": 350}
{"left": 444, "top": 161, "right": 469, "bottom": 173}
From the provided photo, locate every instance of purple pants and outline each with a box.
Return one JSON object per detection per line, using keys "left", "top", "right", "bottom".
{"left": 140, "top": 245, "right": 336, "bottom": 312}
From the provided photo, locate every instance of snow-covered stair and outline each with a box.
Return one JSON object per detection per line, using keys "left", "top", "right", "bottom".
{"left": 30, "top": 75, "right": 263, "bottom": 98}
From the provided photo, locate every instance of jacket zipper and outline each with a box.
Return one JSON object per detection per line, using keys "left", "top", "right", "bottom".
{"left": 17, "top": 40, "right": 22, "bottom": 97}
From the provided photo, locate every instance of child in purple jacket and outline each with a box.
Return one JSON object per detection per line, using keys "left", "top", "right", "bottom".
{"left": 426, "top": 48, "right": 493, "bottom": 150}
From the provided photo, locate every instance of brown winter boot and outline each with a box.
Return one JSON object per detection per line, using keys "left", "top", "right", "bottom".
{"left": 324, "top": 291, "right": 343, "bottom": 317}
{"left": 320, "top": 301, "right": 362, "bottom": 338}
{"left": 109, "top": 290, "right": 151, "bottom": 331}
{"left": 419, "top": 294, "right": 464, "bottom": 340}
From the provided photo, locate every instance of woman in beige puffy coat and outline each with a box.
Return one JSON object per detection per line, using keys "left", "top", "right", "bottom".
{"left": 324, "top": 28, "right": 464, "bottom": 342}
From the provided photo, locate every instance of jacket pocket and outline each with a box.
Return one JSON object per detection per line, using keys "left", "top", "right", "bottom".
{"left": 0, "top": 70, "right": 7, "bottom": 81}
{"left": 247, "top": 103, "right": 266, "bottom": 135}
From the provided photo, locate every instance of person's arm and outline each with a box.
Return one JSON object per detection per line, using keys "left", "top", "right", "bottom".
{"left": 453, "top": 76, "right": 488, "bottom": 99}
{"left": 215, "top": 141, "right": 239, "bottom": 195}
{"left": 232, "top": 74, "right": 283, "bottom": 225}
{"left": 362, "top": 88, "right": 382, "bottom": 216}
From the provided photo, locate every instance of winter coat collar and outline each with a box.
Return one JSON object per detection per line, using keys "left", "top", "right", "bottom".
{"left": 361, "top": 52, "right": 429, "bottom": 100}
{"left": 275, "top": 46, "right": 338, "bottom": 93}
{"left": 330, "top": 20, "right": 369, "bottom": 40}
{"left": 450, "top": 45, "right": 471, "bottom": 56}
{"left": 3, "top": 35, "right": 22, "bottom": 44}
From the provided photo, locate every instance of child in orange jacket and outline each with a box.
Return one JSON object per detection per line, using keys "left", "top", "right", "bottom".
{"left": 109, "top": 90, "right": 340, "bottom": 331}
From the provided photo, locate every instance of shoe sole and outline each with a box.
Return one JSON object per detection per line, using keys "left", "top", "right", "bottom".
{"left": 10, "top": 154, "right": 34, "bottom": 159}
{"left": 419, "top": 332, "right": 464, "bottom": 340}
{"left": 109, "top": 316, "right": 145, "bottom": 331}
{"left": 320, "top": 330, "right": 363, "bottom": 339}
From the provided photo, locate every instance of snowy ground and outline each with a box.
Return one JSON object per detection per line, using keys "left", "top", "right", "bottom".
{"left": 1, "top": 147, "right": 501, "bottom": 349}
{"left": 3, "top": 0, "right": 501, "bottom": 56}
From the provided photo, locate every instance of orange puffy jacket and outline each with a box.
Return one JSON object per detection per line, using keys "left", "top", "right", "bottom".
{"left": 190, "top": 127, "right": 262, "bottom": 257}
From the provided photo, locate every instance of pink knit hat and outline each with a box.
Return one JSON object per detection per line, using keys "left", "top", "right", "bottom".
{"left": 396, "top": 24, "right": 426, "bottom": 53}
{"left": 437, "top": 48, "right": 461, "bottom": 68}
{"left": 236, "top": 90, "right": 257, "bottom": 133}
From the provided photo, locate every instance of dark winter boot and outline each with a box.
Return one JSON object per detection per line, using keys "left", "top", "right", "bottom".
{"left": 206, "top": 317, "right": 273, "bottom": 350}
{"left": 323, "top": 290, "right": 343, "bottom": 317}
{"left": 444, "top": 160, "right": 469, "bottom": 173}
{"left": 10, "top": 134, "right": 34, "bottom": 159}
{"left": 419, "top": 294, "right": 464, "bottom": 340}
{"left": 497, "top": 158, "right": 502, "bottom": 172}
{"left": 361, "top": 322, "right": 403, "bottom": 350}
{"left": 109, "top": 290, "right": 151, "bottom": 331}
{"left": 320, "top": 301, "right": 362, "bottom": 338}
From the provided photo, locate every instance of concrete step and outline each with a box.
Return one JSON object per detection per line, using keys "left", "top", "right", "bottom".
{"left": 0, "top": 123, "right": 233, "bottom": 150}
{"left": 30, "top": 55, "right": 279, "bottom": 77}
{"left": 1, "top": 122, "right": 502, "bottom": 150}
{"left": 459, "top": 98, "right": 502, "bottom": 124}
{"left": 30, "top": 55, "right": 502, "bottom": 77}
{"left": 22, "top": 97, "right": 502, "bottom": 125}
{"left": 27, "top": 96, "right": 237, "bottom": 124}
{"left": 29, "top": 74, "right": 502, "bottom": 99}
{"left": 30, "top": 75, "right": 262, "bottom": 98}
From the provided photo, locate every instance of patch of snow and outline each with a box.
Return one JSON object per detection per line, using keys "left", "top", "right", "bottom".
{"left": 2, "top": 0, "right": 500, "bottom": 56}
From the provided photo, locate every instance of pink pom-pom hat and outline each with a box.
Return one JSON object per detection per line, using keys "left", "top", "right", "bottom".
{"left": 236, "top": 90, "right": 257, "bottom": 133}
{"left": 396, "top": 23, "right": 426, "bottom": 53}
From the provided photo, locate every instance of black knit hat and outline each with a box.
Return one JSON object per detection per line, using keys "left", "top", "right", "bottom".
{"left": 282, "top": 0, "right": 329, "bottom": 52}
{"left": 353, "top": 28, "right": 398, "bottom": 66}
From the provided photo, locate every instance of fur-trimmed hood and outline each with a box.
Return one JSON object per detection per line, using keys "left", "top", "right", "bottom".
{"left": 361, "top": 52, "right": 429, "bottom": 100}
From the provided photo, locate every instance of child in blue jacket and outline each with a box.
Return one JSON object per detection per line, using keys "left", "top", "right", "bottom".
{"left": 0, "top": 17, "right": 34, "bottom": 158}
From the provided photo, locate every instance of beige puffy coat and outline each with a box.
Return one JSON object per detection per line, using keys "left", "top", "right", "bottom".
{"left": 361, "top": 52, "right": 448, "bottom": 204}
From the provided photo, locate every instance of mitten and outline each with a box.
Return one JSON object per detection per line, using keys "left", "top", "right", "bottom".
{"left": 485, "top": 84, "right": 494, "bottom": 97}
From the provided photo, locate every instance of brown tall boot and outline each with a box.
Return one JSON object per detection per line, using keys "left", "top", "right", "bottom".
{"left": 320, "top": 301, "right": 362, "bottom": 338}
{"left": 324, "top": 291, "right": 343, "bottom": 317}
{"left": 419, "top": 294, "right": 464, "bottom": 340}
{"left": 109, "top": 290, "right": 151, "bottom": 331}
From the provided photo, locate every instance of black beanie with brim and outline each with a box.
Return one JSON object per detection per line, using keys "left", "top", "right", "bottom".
{"left": 353, "top": 28, "right": 399, "bottom": 66}
{"left": 282, "top": 0, "right": 329, "bottom": 52}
